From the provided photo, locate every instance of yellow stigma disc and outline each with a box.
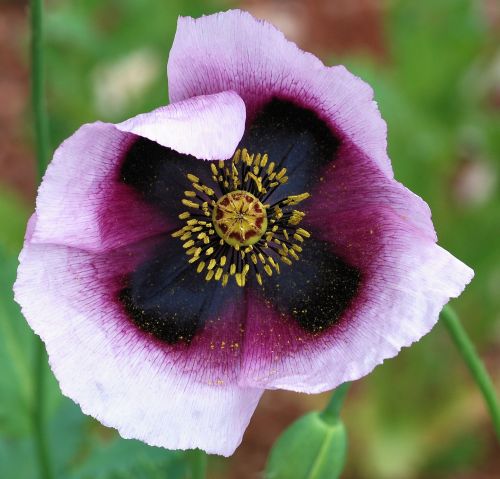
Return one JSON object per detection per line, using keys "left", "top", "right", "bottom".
{"left": 212, "top": 190, "right": 268, "bottom": 247}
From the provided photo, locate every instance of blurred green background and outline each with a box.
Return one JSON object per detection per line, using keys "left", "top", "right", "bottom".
{"left": 0, "top": 0, "right": 499, "bottom": 477}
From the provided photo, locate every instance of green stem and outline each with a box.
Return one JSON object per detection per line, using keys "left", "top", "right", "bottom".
{"left": 31, "top": 0, "right": 50, "bottom": 175}
{"left": 30, "top": 1, "right": 53, "bottom": 478}
{"left": 187, "top": 449, "right": 207, "bottom": 479}
{"left": 33, "top": 341, "right": 52, "bottom": 479}
{"left": 321, "top": 382, "right": 351, "bottom": 424}
{"left": 441, "top": 305, "right": 500, "bottom": 442}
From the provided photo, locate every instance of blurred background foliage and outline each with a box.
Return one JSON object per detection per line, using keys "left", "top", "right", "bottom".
{"left": 0, "top": 0, "right": 499, "bottom": 477}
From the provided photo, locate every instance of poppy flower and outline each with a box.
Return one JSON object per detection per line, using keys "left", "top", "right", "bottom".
{"left": 15, "top": 10, "right": 473, "bottom": 456}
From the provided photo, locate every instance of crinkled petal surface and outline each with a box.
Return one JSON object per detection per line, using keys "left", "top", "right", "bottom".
{"left": 15, "top": 229, "right": 263, "bottom": 455}
{"left": 168, "top": 9, "right": 392, "bottom": 176}
{"left": 32, "top": 91, "right": 246, "bottom": 252}
{"left": 117, "top": 91, "right": 245, "bottom": 159}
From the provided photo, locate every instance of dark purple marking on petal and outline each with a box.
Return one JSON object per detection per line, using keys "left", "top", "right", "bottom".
{"left": 118, "top": 237, "right": 244, "bottom": 345}
{"left": 120, "top": 137, "right": 217, "bottom": 220}
{"left": 237, "top": 98, "right": 341, "bottom": 200}
{"left": 254, "top": 238, "right": 361, "bottom": 335}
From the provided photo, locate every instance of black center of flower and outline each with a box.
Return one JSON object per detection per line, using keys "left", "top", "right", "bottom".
{"left": 172, "top": 148, "right": 311, "bottom": 287}
{"left": 118, "top": 98, "right": 362, "bottom": 346}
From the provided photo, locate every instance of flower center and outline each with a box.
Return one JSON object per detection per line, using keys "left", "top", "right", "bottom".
{"left": 172, "top": 148, "right": 311, "bottom": 287}
{"left": 213, "top": 191, "right": 268, "bottom": 247}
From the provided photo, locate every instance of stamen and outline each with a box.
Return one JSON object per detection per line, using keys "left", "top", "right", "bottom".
{"left": 172, "top": 149, "right": 311, "bottom": 287}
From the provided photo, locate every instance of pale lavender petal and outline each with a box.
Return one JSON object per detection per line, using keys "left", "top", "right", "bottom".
{"left": 14, "top": 231, "right": 263, "bottom": 456}
{"left": 168, "top": 10, "right": 392, "bottom": 176}
{"left": 117, "top": 91, "right": 246, "bottom": 160}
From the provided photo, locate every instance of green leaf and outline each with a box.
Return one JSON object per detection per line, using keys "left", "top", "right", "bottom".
{"left": 0, "top": 247, "right": 34, "bottom": 436}
{"left": 70, "top": 436, "right": 189, "bottom": 479}
{"left": 0, "top": 437, "right": 37, "bottom": 478}
{"left": 266, "top": 412, "right": 347, "bottom": 479}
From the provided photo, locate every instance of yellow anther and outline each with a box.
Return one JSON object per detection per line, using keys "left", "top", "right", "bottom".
{"left": 264, "top": 264, "right": 273, "bottom": 276}
{"left": 187, "top": 173, "right": 200, "bottom": 183}
{"left": 285, "top": 193, "right": 310, "bottom": 205}
{"left": 233, "top": 149, "right": 241, "bottom": 164}
{"left": 182, "top": 199, "right": 199, "bottom": 209}
{"left": 208, "top": 259, "right": 217, "bottom": 270}
{"left": 293, "top": 233, "right": 304, "bottom": 242}
{"left": 206, "top": 247, "right": 214, "bottom": 255}
{"left": 183, "top": 240, "right": 194, "bottom": 249}
{"left": 281, "top": 256, "right": 292, "bottom": 265}
{"left": 197, "top": 261, "right": 206, "bottom": 273}
{"left": 235, "top": 273, "right": 245, "bottom": 287}
{"left": 184, "top": 190, "right": 197, "bottom": 197}
{"left": 256, "top": 273, "right": 263, "bottom": 286}
{"left": 230, "top": 264, "right": 236, "bottom": 275}
{"left": 276, "top": 168, "right": 287, "bottom": 180}
{"left": 220, "top": 256, "right": 227, "bottom": 266}
{"left": 289, "top": 210, "right": 305, "bottom": 225}
{"left": 171, "top": 229, "right": 185, "bottom": 238}
{"left": 206, "top": 270, "right": 215, "bottom": 281}
{"left": 179, "top": 212, "right": 190, "bottom": 220}
{"left": 215, "top": 268, "right": 223, "bottom": 281}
